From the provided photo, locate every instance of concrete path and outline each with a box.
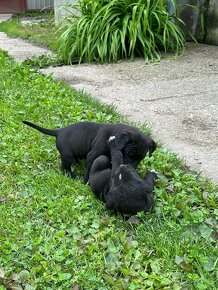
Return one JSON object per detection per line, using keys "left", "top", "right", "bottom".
{"left": 0, "top": 30, "right": 217, "bottom": 183}
{"left": 0, "top": 31, "right": 51, "bottom": 61}
{"left": 0, "top": 14, "right": 12, "bottom": 23}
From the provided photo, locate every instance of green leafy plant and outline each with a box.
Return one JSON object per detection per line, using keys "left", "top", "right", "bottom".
{"left": 22, "top": 55, "right": 64, "bottom": 69}
{"left": 58, "top": 0, "right": 186, "bottom": 63}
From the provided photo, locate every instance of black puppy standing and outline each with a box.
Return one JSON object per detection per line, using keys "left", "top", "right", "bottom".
{"left": 22, "top": 121, "right": 156, "bottom": 182}
{"left": 89, "top": 136, "right": 157, "bottom": 214}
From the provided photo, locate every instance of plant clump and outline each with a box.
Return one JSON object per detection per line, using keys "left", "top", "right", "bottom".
{"left": 58, "top": 0, "right": 186, "bottom": 63}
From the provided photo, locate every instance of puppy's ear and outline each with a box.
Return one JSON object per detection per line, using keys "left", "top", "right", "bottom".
{"left": 115, "top": 131, "right": 131, "bottom": 150}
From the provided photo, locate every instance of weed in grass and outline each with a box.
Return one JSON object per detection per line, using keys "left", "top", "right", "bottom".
{"left": 22, "top": 55, "right": 64, "bottom": 69}
{"left": 0, "top": 50, "right": 217, "bottom": 289}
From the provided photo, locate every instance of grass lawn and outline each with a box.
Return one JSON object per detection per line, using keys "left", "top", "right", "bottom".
{"left": 0, "top": 13, "right": 59, "bottom": 52}
{"left": 0, "top": 47, "right": 217, "bottom": 289}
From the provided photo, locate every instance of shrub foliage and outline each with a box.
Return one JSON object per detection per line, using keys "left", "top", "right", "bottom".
{"left": 58, "top": 0, "right": 186, "bottom": 63}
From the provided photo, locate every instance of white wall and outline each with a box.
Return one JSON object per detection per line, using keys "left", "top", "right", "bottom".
{"left": 54, "top": 0, "right": 78, "bottom": 25}
{"left": 205, "top": 0, "right": 218, "bottom": 45}
{"left": 27, "top": 0, "right": 54, "bottom": 10}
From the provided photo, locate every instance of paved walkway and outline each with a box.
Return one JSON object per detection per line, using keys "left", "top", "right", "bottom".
{"left": 0, "top": 26, "right": 217, "bottom": 183}
{"left": 0, "top": 14, "right": 12, "bottom": 23}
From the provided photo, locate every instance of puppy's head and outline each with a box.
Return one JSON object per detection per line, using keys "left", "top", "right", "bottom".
{"left": 115, "top": 130, "right": 156, "bottom": 167}
{"left": 113, "top": 164, "right": 137, "bottom": 184}
{"left": 107, "top": 164, "right": 153, "bottom": 214}
{"left": 109, "top": 163, "right": 145, "bottom": 200}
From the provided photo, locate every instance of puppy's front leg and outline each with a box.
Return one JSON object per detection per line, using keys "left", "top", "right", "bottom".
{"left": 107, "top": 136, "right": 123, "bottom": 179}
{"left": 144, "top": 171, "right": 157, "bottom": 191}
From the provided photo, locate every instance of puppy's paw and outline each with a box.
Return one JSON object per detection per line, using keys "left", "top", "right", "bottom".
{"left": 148, "top": 169, "right": 158, "bottom": 179}
{"left": 108, "top": 136, "right": 116, "bottom": 141}
{"left": 107, "top": 135, "right": 116, "bottom": 148}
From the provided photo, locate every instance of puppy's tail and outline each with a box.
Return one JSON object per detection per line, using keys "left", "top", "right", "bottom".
{"left": 22, "top": 121, "right": 58, "bottom": 137}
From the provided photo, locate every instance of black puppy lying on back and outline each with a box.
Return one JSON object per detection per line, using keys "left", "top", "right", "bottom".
{"left": 89, "top": 136, "right": 157, "bottom": 214}
{"left": 22, "top": 121, "right": 156, "bottom": 183}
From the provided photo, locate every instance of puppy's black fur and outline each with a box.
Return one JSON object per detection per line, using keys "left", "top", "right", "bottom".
{"left": 89, "top": 136, "right": 157, "bottom": 214}
{"left": 22, "top": 121, "right": 156, "bottom": 182}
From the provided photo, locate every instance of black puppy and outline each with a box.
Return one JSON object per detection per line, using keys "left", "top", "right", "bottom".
{"left": 89, "top": 136, "right": 157, "bottom": 214}
{"left": 22, "top": 121, "right": 156, "bottom": 182}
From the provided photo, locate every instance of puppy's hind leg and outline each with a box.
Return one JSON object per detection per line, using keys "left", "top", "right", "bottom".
{"left": 89, "top": 155, "right": 111, "bottom": 200}
{"left": 60, "top": 151, "right": 75, "bottom": 178}
{"left": 84, "top": 151, "right": 102, "bottom": 183}
{"left": 90, "top": 155, "right": 111, "bottom": 175}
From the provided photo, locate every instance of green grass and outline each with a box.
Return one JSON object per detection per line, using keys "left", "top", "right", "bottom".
{"left": 0, "top": 12, "right": 59, "bottom": 52}
{"left": 0, "top": 50, "right": 217, "bottom": 289}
